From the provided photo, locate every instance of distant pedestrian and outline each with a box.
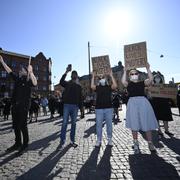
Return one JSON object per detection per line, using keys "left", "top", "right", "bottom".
{"left": 3, "top": 97, "right": 11, "bottom": 121}
{"left": 91, "top": 70, "right": 117, "bottom": 147}
{"left": 121, "top": 63, "right": 158, "bottom": 154}
{"left": 177, "top": 88, "right": 180, "bottom": 116}
{"left": 0, "top": 55, "right": 37, "bottom": 154}
{"left": 40, "top": 96, "right": 48, "bottom": 116}
{"left": 112, "top": 93, "right": 121, "bottom": 122}
{"left": 59, "top": 64, "right": 82, "bottom": 149}
{"left": 48, "top": 94, "right": 57, "bottom": 119}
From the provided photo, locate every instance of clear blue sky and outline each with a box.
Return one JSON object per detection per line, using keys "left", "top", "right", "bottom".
{"left": 0, "top": 0, "right": 180, "bottom": 85}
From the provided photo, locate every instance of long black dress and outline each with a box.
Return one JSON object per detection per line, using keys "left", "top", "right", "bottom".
{"left": 150, "top": 97, "right": 173, "bottom": 121}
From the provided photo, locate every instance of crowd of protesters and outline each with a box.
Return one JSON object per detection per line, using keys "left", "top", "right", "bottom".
{"left": 0, "top": 54, "right": 179, "bottom": 155}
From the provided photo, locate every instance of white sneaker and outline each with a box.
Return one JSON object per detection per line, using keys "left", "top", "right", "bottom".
{"left": 133, "top": 140, "right": 140, "bottom": 154}
{"left": 95, "top": 141, "right": 101, "bottom": 147}
{"left": 148, "top": 142, "right": 156, "bottom": 152}
{"left": 107, "top": 138, "right": 113, "bottom": 146}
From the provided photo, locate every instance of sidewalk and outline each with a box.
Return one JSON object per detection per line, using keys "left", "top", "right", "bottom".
{"left": 0, "top": 106, "right": 180, "bottom": 180}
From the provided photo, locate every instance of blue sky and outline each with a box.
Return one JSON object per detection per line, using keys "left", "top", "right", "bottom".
{"left": 0, "top": 0, "right": 180, "bottom": 85}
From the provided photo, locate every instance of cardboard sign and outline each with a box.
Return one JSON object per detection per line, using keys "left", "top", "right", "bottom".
{"left": 92, "top": 55, "right": 111, "bottom": 76}
{"left": 124, "top": 41, "right": 147, "bottom": 69}
{"left": 148, "top": 84, "right": 177, "bottom": 100}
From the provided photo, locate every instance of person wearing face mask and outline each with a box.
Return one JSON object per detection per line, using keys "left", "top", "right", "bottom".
{"left": 91, "top": 70, "right": 117, "bottom": 147}
{"left": 150, "top": 74, "right": 174, "bottom": 136}
{"left": 121, "top": 63, "right": 158, "bottom": 154}
{"left": 59, "top": 65, "right": 82, "bottom": 149}
{"left": 0, "top": 55, "right": 37, "bottom": 154}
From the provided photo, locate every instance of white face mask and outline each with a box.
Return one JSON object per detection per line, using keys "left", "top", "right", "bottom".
{"left": 130, "top": 75, "right": 139, "bottom": 81}
{"left": 99, "top": 79, "right": 106, "bottom": 86}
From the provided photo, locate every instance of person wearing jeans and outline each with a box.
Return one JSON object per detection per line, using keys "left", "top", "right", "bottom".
{"left": 60, "top": 104, "right": 78, "bottom": 144}
{"left": 59, "top": 65, "right": 82, "bottom": 149}
{"left": 91, "top": 70, "right": 117, "bottom": 147}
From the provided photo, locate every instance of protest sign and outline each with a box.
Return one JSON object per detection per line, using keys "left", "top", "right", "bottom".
{"left": 124, "top": 41, "right": 147, "bottom": 69}
{"left": 92, "top": 55, "right": 111, "bottom": 76}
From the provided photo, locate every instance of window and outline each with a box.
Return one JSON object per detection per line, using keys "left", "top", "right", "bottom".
{"left": 43, "top": 86, "right": 47, "bottom": 90}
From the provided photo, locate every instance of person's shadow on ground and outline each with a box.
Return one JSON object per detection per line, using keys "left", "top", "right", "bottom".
{"left": 129, "top": 153, "right": 179, "bottom": 179}
{"left": 76, "top": 146, "right": 112, "bottom": 180}
{"left": 0, "top": 131, "right": 60, "bottom": 166}
{"left": 16, "top": 144, "right": 71, "bottom": 180}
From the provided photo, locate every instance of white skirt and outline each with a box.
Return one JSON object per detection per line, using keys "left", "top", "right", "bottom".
{"left": 126, "top": 96, "right": 159, "bottom": 131}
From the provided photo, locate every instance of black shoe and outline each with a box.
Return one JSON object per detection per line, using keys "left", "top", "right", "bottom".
{"left": 165, "top": 131, "right": 174, "bottom": 136}
{"left": 70, "top": 141, "right": 78, "bottom": 148}
{"left": 17, "top": 144, "right": 28, "bottom": 154}
{"left": 6, "top": 144, "right": 22, "bottom": 152}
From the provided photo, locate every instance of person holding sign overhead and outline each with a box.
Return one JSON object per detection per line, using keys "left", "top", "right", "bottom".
{"left": 121, "top": 62, "right": 158, "bottom": 154}
{"left": 0, "top": 55, "right": 37, "bottom": 154}
{"left": 91, "top": 69, "right": 117, "bottom": 147}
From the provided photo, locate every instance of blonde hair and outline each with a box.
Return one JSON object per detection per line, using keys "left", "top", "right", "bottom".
{"left": 128, "top": 69, "right": 138, "bottom": 77}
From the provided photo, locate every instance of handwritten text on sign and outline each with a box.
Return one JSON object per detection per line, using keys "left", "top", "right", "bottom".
{"left": 148, "top": 85, "right": 177, "bottom": 100}
{"left": 92, "top": 55, "right": 111, "bottom": 76}
{"left": 124, "top": 41, "right": 147, "bottom": 69}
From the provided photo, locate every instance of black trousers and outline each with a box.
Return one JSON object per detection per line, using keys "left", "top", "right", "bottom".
{"left": 12, "top": 104, "right": 29, "bottom": 146}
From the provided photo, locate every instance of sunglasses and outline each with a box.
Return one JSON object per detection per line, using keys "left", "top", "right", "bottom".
{"left": 130, "top": 73, "right": 138, "bottom": 76}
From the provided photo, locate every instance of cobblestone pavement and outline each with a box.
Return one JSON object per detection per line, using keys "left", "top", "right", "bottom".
{"left": 0, "top": 105, "right": 180, "bottom": 180}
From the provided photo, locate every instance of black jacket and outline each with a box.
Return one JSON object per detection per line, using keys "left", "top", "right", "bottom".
{"left": 60, "top": 74, "right": 82, "bottom": 106}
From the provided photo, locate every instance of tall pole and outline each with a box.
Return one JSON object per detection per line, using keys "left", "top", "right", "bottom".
{"left": 88, "top": 41, "right": 91, "bottom": 94}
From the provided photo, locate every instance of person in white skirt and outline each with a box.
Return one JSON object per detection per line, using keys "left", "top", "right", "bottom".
{"left": 121, "top": 63, "right": 158, "bottom": 154}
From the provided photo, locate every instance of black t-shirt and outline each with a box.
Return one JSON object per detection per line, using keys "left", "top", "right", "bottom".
{"left": 10, "top": 72, "right": 34, "bottom": 107}
{"left": 95, "top": 85, "right": 112, "bottom": 109}
{"left": 127, "top": 81, "right": 145, "bottom": 97}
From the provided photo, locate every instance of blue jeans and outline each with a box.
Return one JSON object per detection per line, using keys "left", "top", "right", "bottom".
{"left": 95, "top": 108, "right": 113, "bottom": 142}
{"left": 60, "top": 104, "right": 78, "bottom": 144}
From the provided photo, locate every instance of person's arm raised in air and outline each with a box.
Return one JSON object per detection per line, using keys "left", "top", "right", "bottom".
{"left": 0, "top": 55, "right": 12, "bottom": 74}
{"left": 144, "top": 62, "right": 153, "bottom": 86}
{"left": 28, "top": 65, "right": 37, "bottom": 86}
{"left": 121, "top": 66, "right": 128, "bottom": 87}
{"left": 60, "top": 65, "right": 71, "bottom": 87}
{"left": 91, "top": 71, "right": 96, "bottom": 91}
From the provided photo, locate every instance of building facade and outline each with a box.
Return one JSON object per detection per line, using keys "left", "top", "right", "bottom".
{"left": 0, "top": 48, "right": 52, "bottom": 98}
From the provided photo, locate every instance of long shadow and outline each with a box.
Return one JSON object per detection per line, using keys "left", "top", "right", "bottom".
{"left": 0, "top": 126, "right": 12, "bottom": 132}
{"left": 160, "top": 136, "right": 180, "bottom": 155}
{"left": 38, "top": 116, "right": 60, "bottom": 124}
{"left": 76, "top": 147, "right": 100, "bottom": 180}
{"left": 129, "top": 153, "right": 179, "bottom": 179}
{"left": 96, "top": 146, "right": 112, "bottom": 180}
{"left": 84, "top": 124, "right": 96, "bottom": 138}
{"left": 0, "top": 131, "right": 60, "bottom": 166}
{"left": 0, "top": 121, "right": 12, "bottom": 126}
{"left": 28, "top": 131, "right": 60, "bottom": 154}
{"left": 86, "top": 118, "right": 96, "bottom": 122}
{"left": 0, "top": 151, "right": 19, "bottom": 167}
{"left": 16, "top": 144, "right": 71, "bottom": 180}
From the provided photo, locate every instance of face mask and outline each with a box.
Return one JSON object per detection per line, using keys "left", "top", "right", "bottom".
{"left": 99, "top": 79, "right": 106, "bottom": 86}
{"left": 130, "top": 75, "right": 138, "bottom": 81}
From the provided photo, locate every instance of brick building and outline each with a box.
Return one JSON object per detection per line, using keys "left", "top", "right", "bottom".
{"left": 0, "top": 48, "right": 52, "bottom": 98}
